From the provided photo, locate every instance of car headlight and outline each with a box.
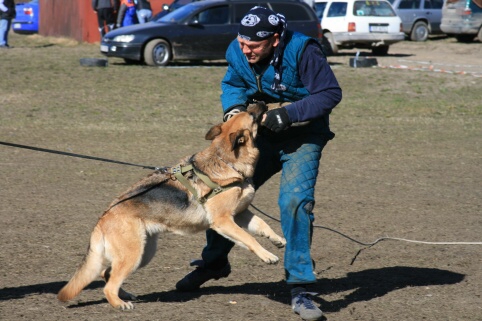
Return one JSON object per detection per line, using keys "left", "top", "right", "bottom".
{"left": 113, "top": 35, "right": 135, "bottom": 43}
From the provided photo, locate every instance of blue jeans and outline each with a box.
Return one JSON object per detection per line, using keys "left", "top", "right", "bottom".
{"left": 0, "top": 18, "right": 12, "bottom": 46}
{"left": 136, "top": 9, "right": 152, "bottom": 23}
{"left": 201, "top": 132, "right": 329, "bottom": 284}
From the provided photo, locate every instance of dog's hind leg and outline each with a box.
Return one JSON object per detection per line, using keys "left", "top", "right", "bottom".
{"left": 101, "top": 219, "right": 147, "bottom": 310}
{"left": 102, "top": 267, "right": 138, "bottom": 302}
{"left": 234, "top": 209, "right": 286, "bottom": 248}
{"left": 101, "top": 232, "right": 158, "bottom": 304}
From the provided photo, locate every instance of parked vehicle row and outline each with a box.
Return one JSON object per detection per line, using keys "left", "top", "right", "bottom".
{"left": 100, "top": 0, "right": 322, "bottom": 66}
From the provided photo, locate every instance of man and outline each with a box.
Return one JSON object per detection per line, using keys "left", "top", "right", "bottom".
{"left": 134, "top": 0, "right": 152, "bottom": 24}
{"left": 0, "top": 0, "right": 15, "bottom": 48}
{"left": 92, "top": 0, "right": 119, "bottom": 37}
{"left": 176, "top": 6, "right": 342, "bottom": 321}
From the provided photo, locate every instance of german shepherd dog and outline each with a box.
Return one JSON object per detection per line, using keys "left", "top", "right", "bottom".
{"left": 57, "top": 102, "right": 286, "bottom": 310}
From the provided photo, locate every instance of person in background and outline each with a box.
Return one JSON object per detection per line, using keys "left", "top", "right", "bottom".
{"left": 0, "top": 0, "right": 15, "bottom": 48}
{"left": 134, "top": 0, "right": 152, "bottom": 23}
{"left": 117, "top": 0, "right": 138, "bottom": 27}
{"left": 175, "top": 6, "right": 342, "bottom": 321}
{"left": 92, "top": 0, "right": 119, "bottom": 37}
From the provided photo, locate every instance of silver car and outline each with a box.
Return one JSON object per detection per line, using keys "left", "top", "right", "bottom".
{"left": 440, "top": 0, "right": 482, "bottom": 42}
{"left": 388, "top": 0, "right": 445, "bottom": 41}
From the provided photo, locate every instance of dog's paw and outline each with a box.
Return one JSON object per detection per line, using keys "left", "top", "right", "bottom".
{"left": 260, "top": 250, "right": 279, "bottom": 264}
{"left": 271, "top": 236, "right": 286, "bottom": 248}
{"left": 117, "top": 300, "right": 135, "bottom": 310}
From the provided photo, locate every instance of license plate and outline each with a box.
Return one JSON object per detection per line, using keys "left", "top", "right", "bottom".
{"left": 370, "top": 25, "right": 388, "bottom": 33}
{"left": 100, "top": 45, "right": 109, "bottom": 52}
{"left": 13, "top": 23, "right": 21, "bottom": 29}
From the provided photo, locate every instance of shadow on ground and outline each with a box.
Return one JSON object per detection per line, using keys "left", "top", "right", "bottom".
{"left": 0, "top": 266, "right": 464, "bottom": 312}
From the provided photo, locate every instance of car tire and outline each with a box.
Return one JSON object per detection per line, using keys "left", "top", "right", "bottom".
{"left": 324, "top": 32, "right": 338, "bottom": 55}
{"left": 144, "top": 39, "right": 172, "bottom": 66}
{"left": 410, "top": 21, "right": 429, "bottom": 42}
{"left": 371, "top": 45, "right": 389, "bottom": 56}
{"left": 79, "top": 58, "right": 108, "bottom": 67}
{"left": 477, "top": 26, "right": 482, "bottom": 42}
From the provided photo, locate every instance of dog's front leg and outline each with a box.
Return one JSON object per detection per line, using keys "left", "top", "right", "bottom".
{"left": 234, "top": 209, "right": 286, "bottom": 248}
{"left": 211, "top": 216, "right": 279, "bottom": 264}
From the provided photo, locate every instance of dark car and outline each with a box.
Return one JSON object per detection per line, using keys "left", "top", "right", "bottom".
{"left": 12, "top": 0, "right": 39, "bottom": 34}
{"left": 100, "top": 0, "right": 322, "bottom": 66}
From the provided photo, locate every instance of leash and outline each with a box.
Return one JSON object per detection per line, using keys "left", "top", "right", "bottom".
{"left": 4, "top": 141, "right": 480, "bottom": 263}
{"left": 249, "top": 204, "right": 482, "bottom": 264}
{"left": 0, "top": 141, "right": 162, "bottom": 171}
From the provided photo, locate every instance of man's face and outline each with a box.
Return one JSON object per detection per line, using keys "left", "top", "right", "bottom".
{"left": 237, "top": 34, "right": 280, "bottom": 64}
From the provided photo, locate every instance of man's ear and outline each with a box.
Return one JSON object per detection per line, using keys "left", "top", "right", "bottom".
{"left": 272, "top": 33, "right": 280, "bottom": 48}
{"left": 205, "top": 124, "right": 222, "bottom": 140}
{"left": 229, "top": 129, "right": 247, "bottom": 151}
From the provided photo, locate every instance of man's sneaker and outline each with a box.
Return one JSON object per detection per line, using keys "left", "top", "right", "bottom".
{"left": 175, "top": 259, "right": 231, "bottom": 292}
{"left": 291, "top": 287, "right": 323, "bottom": 321}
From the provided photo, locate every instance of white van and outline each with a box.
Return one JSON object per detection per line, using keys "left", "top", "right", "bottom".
{"left": 440, "top": 0, "right": 482, "bottom": 42}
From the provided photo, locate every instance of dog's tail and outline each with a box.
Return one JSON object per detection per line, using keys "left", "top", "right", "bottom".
{"left": 57, "top": 225, "right": 105, "bottom": 302}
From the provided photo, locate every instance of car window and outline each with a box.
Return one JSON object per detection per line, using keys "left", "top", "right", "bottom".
{"left": 397, "top": 0, "right": 420, "bottom": 9}
{"left": 428, "top": 0, "right": 444, "bottom": 9}
{"left": 196, "top": 5, "right": 230, "bottom": 24}
{"left": 314, "top": 2, "right": 328, "bottom": 19}
{"left": 269, "top": 3, "right": 313, "bottom": 21}
{"left": 327, "top": 2, "right": 347, "bottom": 17}
{"left": 353, "top": 0, "right": 397, "bottom": 16}
{"left": 158, "top": 4, "right": 200, "bottom": 22}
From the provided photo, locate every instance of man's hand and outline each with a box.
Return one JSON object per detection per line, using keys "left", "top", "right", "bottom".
{"left": 263, "top": 108, "right": 291, "bottom": 133}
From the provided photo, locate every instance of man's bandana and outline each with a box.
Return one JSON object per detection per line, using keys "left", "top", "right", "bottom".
{"left": 238, "top": 6, "right": 288, "bottom": 92}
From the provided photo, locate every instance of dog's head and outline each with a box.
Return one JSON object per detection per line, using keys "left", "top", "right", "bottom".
{"left": 202, "top": 102, "right": 267, "bottom": 178}
{"left": 205, "top": 102, "right": 267, "bottom": 150}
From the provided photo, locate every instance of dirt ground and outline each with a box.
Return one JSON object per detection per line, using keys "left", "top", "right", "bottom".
{"left": 1, "top": 36, "right": 481, "bottom": 321}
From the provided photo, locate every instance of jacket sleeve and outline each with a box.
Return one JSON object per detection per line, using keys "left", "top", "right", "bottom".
{"left": 220, "top": 65, "right": 250, "bottom": 113}
{"left": 92, "top": 0, "right": 97, "bottom": 11}
{"left": 117, "top": 4, "right": 127, "bottom": 26}
{"left": 220, "top": 41, "right": 250, "bottom": 113}
{"left": 284, "top": 41, "right": 342, "bottom": 123}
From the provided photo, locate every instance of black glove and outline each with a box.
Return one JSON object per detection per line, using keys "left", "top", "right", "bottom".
{"left": 263, "top": 108, "right": 291, "bottom": 133}
{"left": 223, "top": 105, "right": 247, "bottom": 122}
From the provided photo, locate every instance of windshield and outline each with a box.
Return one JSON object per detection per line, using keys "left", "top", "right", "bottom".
{"left": 156, "top": 4, "right": 200, "bottom": 23}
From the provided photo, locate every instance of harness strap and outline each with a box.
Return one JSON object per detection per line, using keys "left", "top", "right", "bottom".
{"left": 170, "top": 164, "right": 238, "bottom": 204}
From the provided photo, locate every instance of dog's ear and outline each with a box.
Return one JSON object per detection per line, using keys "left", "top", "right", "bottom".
{"left": 230, "top": 129, "right": 247, "bottom": 151}
{"left": 205, "top": 124, "right": 222, "bottom": 140}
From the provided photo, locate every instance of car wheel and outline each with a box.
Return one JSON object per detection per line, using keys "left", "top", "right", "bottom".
{"left": 477, "top": 26, "right": 482, "bottom": 42}
{"left": 323, "top": 32, "right": 338, "bottom": 55}
{"left": 372, "top": 45, "right": 389, "bottom": 56}
{"left": 144, "top": 39, "right": 172, "bottom": 66}
{"left": 410, "top": 21, "right": 429, "bottom": 42}
{"left": 455, "top": 34, "right": 475, "bottom": 43}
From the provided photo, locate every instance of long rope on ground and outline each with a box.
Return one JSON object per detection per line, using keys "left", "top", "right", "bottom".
{"left": 249, "top": 204, "right": 482, "bottom": 264}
